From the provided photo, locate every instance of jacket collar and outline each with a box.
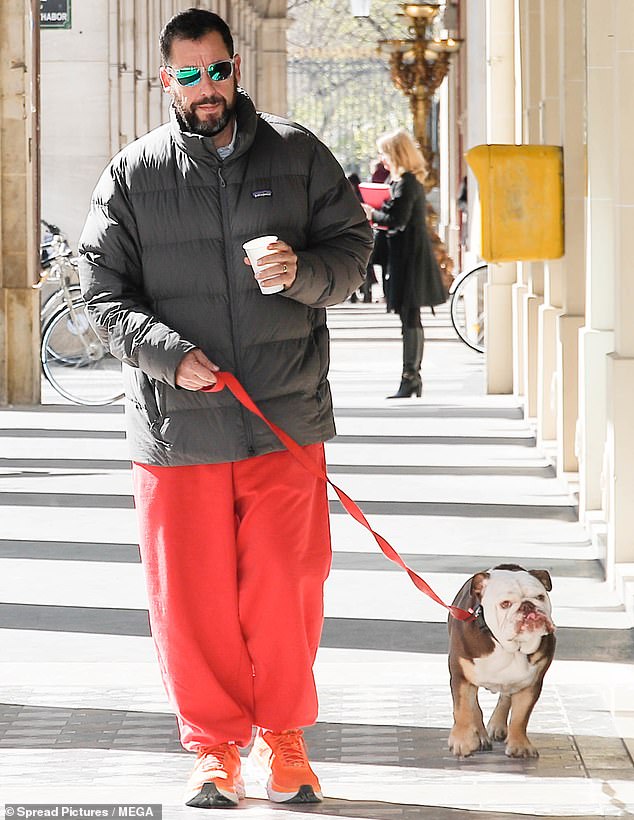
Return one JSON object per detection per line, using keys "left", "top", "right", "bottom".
{"left": 169, "top": 88, "right": 259, "bottom": 163}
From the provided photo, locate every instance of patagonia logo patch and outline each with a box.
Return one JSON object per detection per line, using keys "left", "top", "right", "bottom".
{"left": 252, "top": 189, "right": 272, "bottom": 198}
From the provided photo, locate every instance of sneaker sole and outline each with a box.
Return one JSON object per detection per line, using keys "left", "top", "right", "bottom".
{"left": 185, "top": 780, "right": 246, "bottom": 808}
{"left": 267, "top": 783, "right": 323, "bottom": 804}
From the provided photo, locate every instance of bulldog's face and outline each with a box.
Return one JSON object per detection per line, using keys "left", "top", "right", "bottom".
{"left": 475, "top": 568, "right": 555, "bottom": 653}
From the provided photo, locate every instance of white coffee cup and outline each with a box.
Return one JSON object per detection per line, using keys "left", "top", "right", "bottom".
{"left": 243, "top": 235, "right": 284, "bottom": 294}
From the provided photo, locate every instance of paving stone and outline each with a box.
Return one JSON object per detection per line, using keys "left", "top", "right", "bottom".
{"left": 1, "top": 304, "right": 634, "bottom": 818}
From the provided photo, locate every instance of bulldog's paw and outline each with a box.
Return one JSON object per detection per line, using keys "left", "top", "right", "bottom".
{"left": 487, "top": 722, "right": 508, "bottom": 742}
{"left": 505, "top": 737, "right": 539, "bottom": 758}
{"left": 448, "top": 726, "right": 492, "bottom": 757}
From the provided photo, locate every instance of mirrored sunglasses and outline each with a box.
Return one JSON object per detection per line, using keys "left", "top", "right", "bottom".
{"left": 166, "top": 59, "right": 234, "bottom": 87}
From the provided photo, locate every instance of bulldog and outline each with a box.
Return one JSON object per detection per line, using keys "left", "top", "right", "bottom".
{"left": 447, "top": 563, "right": 555, "bottom": 759}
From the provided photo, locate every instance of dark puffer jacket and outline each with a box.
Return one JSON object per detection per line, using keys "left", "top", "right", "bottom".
{"left": 79, "top": 91, "right": 372, "bottom": 466}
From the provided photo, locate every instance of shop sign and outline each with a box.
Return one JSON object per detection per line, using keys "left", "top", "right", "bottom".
{"left": 40, "top": 0, "right": 72, "bottom": 29}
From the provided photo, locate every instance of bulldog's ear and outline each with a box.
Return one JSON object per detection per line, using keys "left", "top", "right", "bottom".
{"left": 529, "top": 569, "right": 552, "bottom": 591}
{"left": 470, "top": 571, "right": 490, "bottom": 598}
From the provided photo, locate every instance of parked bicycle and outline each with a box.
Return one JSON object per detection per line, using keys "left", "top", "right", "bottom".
{"left": 39, "top": 221, "right": 82, "bottom": 324}
{"left": 36, "top": 221, "right": 124, "bottom": 406}
{"left": 449, "top": 262, "right": 487, "bottom": 353}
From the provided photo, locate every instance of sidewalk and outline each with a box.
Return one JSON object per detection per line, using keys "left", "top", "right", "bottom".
{"left": 1, "top": 301, "right": 633, "bottom": 818}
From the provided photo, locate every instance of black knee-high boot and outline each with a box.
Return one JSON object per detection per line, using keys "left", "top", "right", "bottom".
{"left": 388, "top": 327, "right": 424, "bottom": 398}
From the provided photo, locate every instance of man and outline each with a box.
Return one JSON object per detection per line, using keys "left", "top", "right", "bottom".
{"left": 78, "top": 7, "right": 372, "bottom": 811}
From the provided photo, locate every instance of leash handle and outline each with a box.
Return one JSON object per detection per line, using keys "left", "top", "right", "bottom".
{"left": 202, "top": 372, "right": 474, "bottom": 622}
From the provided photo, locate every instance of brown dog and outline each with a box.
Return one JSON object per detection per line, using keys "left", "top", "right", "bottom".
{"left": 448, "top": 563, "right": 555, "bottom": 758}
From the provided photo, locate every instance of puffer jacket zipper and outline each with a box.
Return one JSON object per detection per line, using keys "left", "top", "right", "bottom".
{"left": 217, "top": 165, "right": 256, "bottom": 457}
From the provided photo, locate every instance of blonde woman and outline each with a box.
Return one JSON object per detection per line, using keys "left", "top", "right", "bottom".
{"left": 362, "top": 129, "right": 446, "bottom": 398}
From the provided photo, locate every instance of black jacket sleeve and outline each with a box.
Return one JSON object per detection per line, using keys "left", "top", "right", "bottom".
{"left": 78, "top": 161, "right": 195, "bottom": 387}
{"left": 371, "top": 173, "right": 419, "bottom": 232}
{"left": 284, "top": 140, "right": 374, "bottom": 307}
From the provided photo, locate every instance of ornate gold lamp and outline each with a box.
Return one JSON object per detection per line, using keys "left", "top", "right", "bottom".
{"left": 379, "top": 2, "right": 461, "bottom": 190}
{"left": 379, "top": 2, "right": 461, "bottom": 283}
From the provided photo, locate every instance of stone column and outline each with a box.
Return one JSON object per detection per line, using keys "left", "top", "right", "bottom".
{"left": 463, "top": 0, "right": 487, "bottom": 273}
{"left": 536, "top": 0, "right": 562, "bottom": 444}
{"left": 118, "top": 0, "right": 139, "bottom": 148}
{"left": 512, "top": 0, "right": 528, "bottom": 398}
{"left": 0, "top": 0, "right": 40, "bottom": 405}
{"left": 245, "top": 5, "right": 258, "bottom": 97}
{"left": 484, "top": 0, "right": 517, "bottom": 394}
{"left": 519, "top": 0, "right": 544, "bottom": 418}
{"left": 438, "top": 60, "right": 460, "bottom": 265}
{"left": 42, "top": 0, "right": 114, "bottom": 244}
{"left": 256, "top": 15, "right": 287, "bottom": 116}
{"left": 606, "top": 0, "right": 634, "bottom": 569}
{"left": 578, "top": 0, "right": 615, "bottom": 517}
{"left": 556, "top": 0, "right": 586, "bottom": 474}
{"left": 148, "top": 0, "right": 166, "bottom": 132}
{"left": 108, "top": 0, "right": 121, "bottom": 154}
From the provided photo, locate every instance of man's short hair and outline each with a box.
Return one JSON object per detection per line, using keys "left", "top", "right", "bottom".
{"left": 160, "top": 8, "right": 234, "bottom": 64}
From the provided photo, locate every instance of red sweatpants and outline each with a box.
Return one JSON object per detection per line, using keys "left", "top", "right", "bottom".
{"left": 132, "top": 443, "right": 331, "bottom": 751}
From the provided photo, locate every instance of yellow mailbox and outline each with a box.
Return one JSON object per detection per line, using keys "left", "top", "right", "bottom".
{"left": 465, "top": 144, "right": 564, "bottom": 262}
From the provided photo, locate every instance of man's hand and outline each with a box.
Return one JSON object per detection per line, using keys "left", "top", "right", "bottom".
{"left": 244, "top": 239, "right": 298, "bottom": 291}
{"left": 175, "top": 349, "right": 220, "bottom": 390}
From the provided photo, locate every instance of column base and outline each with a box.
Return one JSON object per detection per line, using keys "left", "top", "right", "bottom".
{"left": 537, "top": 304, "right": 562, "bottom": 443}
{"left": 512, "top": 283, "right": 529, "bottom": 397}
{"left": 577, "top": 327, "right": 615, "bottom": 517}
{"left": 606, "top": 354, "right": 634, "bottom": 566}
{"left": 522, "top": 293, "right": 543, "bottom": 418}
{"left": 614, "top": 563, "right": 634, "bottom": 621}
{"left": 1, "top": 287, "right": 40, "bottom": 406}
{"left": 485, "top": 281, "right": 514, "bottom": 394}
{"left": 556, "top": 314, "right": 584, "bottom": 474}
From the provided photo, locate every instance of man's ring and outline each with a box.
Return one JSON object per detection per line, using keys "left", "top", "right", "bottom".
{"left": 282, "top": 264, "right": 288, "bottom": 274}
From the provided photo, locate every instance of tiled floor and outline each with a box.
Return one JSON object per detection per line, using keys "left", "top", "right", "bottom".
{"left": 1, "top": 301, "right": 633, "bottom": 818}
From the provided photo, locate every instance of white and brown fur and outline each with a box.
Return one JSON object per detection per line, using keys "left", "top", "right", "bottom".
{"left": 447, "top": 563, "right": 556, "bottom": 758}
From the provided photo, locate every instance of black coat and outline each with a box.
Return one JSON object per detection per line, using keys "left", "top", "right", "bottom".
{"left": 372, "top": 172, "right": 447, "bottom": 314}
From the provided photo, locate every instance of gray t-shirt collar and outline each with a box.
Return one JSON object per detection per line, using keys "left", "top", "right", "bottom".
{"left": 216, "top": 120, "right": 238, "bottom": 160}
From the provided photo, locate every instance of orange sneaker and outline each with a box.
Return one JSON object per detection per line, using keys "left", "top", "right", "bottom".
{"left": 249, "top": 728, "right": 322, "bottom": 803}
{"left": 184, "top": 742, "right": 245, "bottom": 808}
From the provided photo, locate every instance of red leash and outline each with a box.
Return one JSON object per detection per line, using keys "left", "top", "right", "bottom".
{"left": 203, "top": 372, "right": 474, "bottom": 621}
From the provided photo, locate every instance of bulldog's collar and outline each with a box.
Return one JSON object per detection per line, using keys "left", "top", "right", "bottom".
{"left": 473, "top": 604, "right": 500, "bottom": 645}
{"left": 473, "top": 604, "right": 488, "bottom": 632}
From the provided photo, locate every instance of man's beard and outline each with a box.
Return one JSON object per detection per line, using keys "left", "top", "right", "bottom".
{"left": 175, "top": 86, "right": 236, "bottom": 137}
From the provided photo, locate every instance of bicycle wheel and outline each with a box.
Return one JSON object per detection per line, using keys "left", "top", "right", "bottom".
{"left": 40, "top": 285, "right": 83, "bottom": 327}
{"left": 450, "top": 264, "right": 487, "bottom": 353}
{"left": 41, "top": 303, "right": 124, "bottom": 405}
